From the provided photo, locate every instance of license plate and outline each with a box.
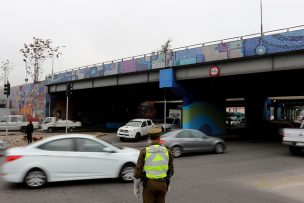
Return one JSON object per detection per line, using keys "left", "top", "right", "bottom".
{"left": 296, "top": 142, "right": 304, "bottom": 146}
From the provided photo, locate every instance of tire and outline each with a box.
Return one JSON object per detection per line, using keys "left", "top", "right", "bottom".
{"left": 24, "top": 169, "right": 47, "bottom": 188}
{"left": 214, "top": 143, "right": 225, "bottom": 154}
{"left": 21, "top": 126, "right": 27, "bottom": 133}
{"left": 47, "top": 128, "right": 53, "bottom": 133}
{"left": 289, "top": 146, "right": 302, "bottom": 155}
{"left": 119, "top": 163, "right": 135, "bottom": 183}
{"left": 120, "top": 137, "right": 125, "bottom": 142}
{"left": 135, "top": 133, "right": 141, "bottom": 142}
{"left": 68, "top": 128, "right": 74, "bottom": 132}
{"left": 171, "top": 146, "right": 182, "bottom": 158}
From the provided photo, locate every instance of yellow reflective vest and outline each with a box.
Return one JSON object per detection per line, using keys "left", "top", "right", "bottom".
{"left": 144, "top": 145, "right": 169, "bottom": 179}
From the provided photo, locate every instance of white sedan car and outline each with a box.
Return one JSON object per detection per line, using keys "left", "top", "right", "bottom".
{"left": 1, "top": 134, "right": 139, "bottom": 188}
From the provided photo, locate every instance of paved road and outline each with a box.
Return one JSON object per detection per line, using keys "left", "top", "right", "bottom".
{"left": 1, "top": 137, "right": 304, "bottom": 203}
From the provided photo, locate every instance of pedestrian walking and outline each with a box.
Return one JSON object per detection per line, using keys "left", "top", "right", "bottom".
{"left": 26, "top": 120, "right": 34, "bottom": 144}
{"left": 134, "top": 127, "right": 174, "bottom": 203}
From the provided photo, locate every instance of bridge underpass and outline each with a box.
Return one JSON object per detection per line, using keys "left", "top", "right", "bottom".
{"left": 49, "top": 82, "right": 181, "bottom": 129}
{"left": 48, "top": 66, "right": 304, "bottom": 139}
{"left": 179, "top": 68, "right": 304, "bottom": 137}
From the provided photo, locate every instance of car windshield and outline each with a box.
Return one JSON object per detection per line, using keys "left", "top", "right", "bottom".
{"left": 125, "top": 121, "right": 142, "bottom": 127}
{"left": 42, "top": 117, "right": 52, "bottom": 124}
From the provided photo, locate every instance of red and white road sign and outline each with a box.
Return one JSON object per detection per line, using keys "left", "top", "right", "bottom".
{"left": 209, "top": 65, "right": 220, "bottom": 77}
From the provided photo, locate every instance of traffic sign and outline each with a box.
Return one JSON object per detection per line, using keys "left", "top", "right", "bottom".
{"left": 209, "top": 65, "right": 220, "bottom": 77}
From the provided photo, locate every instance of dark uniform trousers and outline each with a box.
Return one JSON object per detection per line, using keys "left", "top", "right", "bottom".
{"left": 143, "top": 179, "right": 168, "bottom": 203}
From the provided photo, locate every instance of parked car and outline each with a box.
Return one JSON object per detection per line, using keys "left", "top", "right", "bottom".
{"left": 117, "top": 119, "right": 155, "bottom": 141}
{"left": 158, "top": 117, "right": 181, "bottom": 131}
{"left": 281, "top": 120, "right": 304, "bottom": 155}
{"left": 0, "top": 115, "right": 40, "bottom": 132}
{"left": 41, "top": 117, "right": 82, "bottom": 132}
{"left": 0, "top": 139, "right": 5, "bottom": 156}
{"left": 1, "top": 134, "right": 139, "bottom": 188}
{"left": 160, "top": 129, "right": 226, "bottom": 158}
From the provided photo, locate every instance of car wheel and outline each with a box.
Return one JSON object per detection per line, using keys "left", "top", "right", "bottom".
{"left": 119, "top": 163, "right": 135, "bottom": 183}
{"left": 68, "top": 128, "right": 74, "bottom": 132}
{"left": 171, "top": 146, "right": 182, "bottom": 158}
{"left": 214, "top": 143, "right": 225, "bottom": 154}
{"left": 289, "top": 146, "right": 302, "bottom": 155}
{"left": 120, "top": 137, "right": 125, "bottom": 141}
{"left": 135, "top": 133, "right": 141, "bottom": 142}
{"left": 24, "top": 169, "right": 47, "bottom": 188}
{"left": 47, "top": 128, "right": 53, "bottom": 133}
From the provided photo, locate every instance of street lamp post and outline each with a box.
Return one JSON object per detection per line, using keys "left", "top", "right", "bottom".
{"left": 260, "top": 0, "right": 263, "bottom": 36}
{"left": 50, "top": 45, "right": 65, "bottom": 117}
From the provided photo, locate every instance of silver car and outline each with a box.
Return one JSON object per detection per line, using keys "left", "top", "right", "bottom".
{"left": 160, "top": 129, "right": 225, "bottom": 158}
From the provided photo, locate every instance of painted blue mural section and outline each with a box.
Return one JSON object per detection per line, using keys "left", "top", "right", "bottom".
{"left": 136, "top": 56, "right": 151, "bottom": 71}
{"left": 174, "top": 47, "right": 204, "bottom": 66}
{"left": 182, "top": 99, "right": 225, "bottom": 136}
{"left": 244, "top": 29, "right": 304, "bottom": 56}
{"left": 46, "top": 28, "right": 304, "bottom": 84}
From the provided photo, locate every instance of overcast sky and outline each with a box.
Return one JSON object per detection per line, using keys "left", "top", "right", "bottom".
{"left": 1, "top": 0, "right": 304, "bottom": 85}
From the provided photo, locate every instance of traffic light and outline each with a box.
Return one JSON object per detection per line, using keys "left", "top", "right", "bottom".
{"left": 66, "top": 83, "right": 72, "bottom": 97}
{"left": 4, "top": 81, "right": 10, "bottom": 96}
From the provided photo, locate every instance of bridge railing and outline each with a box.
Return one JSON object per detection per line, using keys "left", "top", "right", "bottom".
{"left": 46, "top": 25, "right": 304, "bottom": 84}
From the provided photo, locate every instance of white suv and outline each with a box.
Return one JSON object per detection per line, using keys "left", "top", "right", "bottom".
{"left": 117, "top": 119, "right": 155, "bottom": 141}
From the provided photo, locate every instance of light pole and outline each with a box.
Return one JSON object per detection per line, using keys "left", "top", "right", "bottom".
{"left": 260, "top": 0, "right": 263, "bottom": 36}
{"left": 51, "top": 45, "right": 66, "bottom": 75}
{"left": 50, "top": 46, "right": 65, "bottom": 117}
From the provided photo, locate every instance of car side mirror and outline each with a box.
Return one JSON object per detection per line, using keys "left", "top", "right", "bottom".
{"left": 103, "top": 147, "right": 115, "bottom": 153}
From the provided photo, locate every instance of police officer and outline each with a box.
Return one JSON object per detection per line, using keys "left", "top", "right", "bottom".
{"left": 134, "top": 127, "right": 174, "bottom": 203}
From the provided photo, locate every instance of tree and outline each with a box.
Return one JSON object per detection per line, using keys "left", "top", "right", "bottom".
{"left": 20, "top": 37, "right": 61, "bottom": 83}
{"left": 0, "top": 60, "right": 14, "bottom": 83}
{"left": 158, "top": 39, "right": 172, "bottom": 67}
{"left": 159, "top": 38, "right": 172, "bottom": 54}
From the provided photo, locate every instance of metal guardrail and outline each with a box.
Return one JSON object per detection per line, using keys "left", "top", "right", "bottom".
{"left": 46, "top": 24, "right": 304, "bottom": 77}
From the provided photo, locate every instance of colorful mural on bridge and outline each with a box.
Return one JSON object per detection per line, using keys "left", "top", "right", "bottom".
{"left": 9, "top": 81, "right": 47, "bottom": 121}
{"left": 46, "top": 28, "right": 304, "bottom": 85}
{"left": 182, "top": 100, "right": 226, "bottom": 136}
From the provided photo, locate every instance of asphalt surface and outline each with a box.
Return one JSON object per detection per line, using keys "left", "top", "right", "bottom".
{"left": 1, "top": 134, "right": 304, "bottom": 203}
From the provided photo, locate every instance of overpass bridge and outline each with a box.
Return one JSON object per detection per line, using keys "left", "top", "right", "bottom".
{"left": 38, "top": 25, "right": 304, "bottom": 136}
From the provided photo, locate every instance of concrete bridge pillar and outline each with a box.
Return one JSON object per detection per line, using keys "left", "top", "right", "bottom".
{"left": 182, "top": 96, "right": 226, "bottom": 136}
{"left": 245, "top": 95, "right": 269, "bottom": 135}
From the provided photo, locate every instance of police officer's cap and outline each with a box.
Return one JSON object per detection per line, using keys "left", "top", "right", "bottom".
{"left": 147, "top": 127, "right": 162, "bottom": 139}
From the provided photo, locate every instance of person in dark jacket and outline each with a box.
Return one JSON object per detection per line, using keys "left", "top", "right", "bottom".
{"left": 26, "top": 121, "right": 34, "bottom": 144}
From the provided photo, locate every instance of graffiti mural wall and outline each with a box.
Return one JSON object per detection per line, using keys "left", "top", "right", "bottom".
{"left": 9, "top": 81, "right": 47, "bottom": 121}
{"left": 183, "top": 99, "right": 226, "bottom": 136}
{"left": 46, "top": 28, "right": 304, "bottom": 85}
